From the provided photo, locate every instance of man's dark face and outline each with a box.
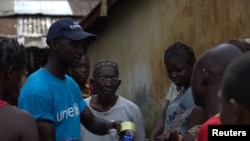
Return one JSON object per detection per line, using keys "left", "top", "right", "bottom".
{"left": 93, "top": 67, "right": 121, "bottom": 97}
{"left": 54, "top": 38, "right": 86, "bottom": 68}
{"left": 69, "top": 55, "right": 90, "bottom": 83}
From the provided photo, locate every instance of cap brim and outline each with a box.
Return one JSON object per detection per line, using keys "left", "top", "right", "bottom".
{"left": 65, "top": 30, "right": 97, "bottom": 40}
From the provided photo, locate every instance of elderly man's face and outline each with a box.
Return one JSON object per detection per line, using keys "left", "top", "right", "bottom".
{"left": 93, "top": 67, "right": 121, "bottom": 96}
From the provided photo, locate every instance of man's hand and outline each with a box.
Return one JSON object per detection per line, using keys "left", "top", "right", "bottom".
{"left": 106, "top": 120, "right": 122, "bottom": 134}
{"left": 156, "top": 129, "right": 183, "bottom": 141}
{"left": 168, "top": 130, "right": 183, "bottom": 141}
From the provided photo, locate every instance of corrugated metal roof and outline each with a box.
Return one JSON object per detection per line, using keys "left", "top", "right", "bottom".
{"left": 18, "top": 16, "right": 58, "bottom": 37}
{"left": 17, "top": 16, "right": 60, "bottom": 48}
{"left": 0, "top": 0, "right": 15, "bottom": 16}
{"left": 0, "top": 16, "right": 61, "bottom": 48}
{"left": 16, "top": 16, "right": 83, "bottom": 48}
{"left": 0, "top": 0, "right": 101, "bottom": 17}
{"left": 14, "top": 0, "right": 73, "bottom": 15}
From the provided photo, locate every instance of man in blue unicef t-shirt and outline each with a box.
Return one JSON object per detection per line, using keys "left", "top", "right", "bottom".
{"left": 18, "top": 18, "right": 120, "bottom": 141}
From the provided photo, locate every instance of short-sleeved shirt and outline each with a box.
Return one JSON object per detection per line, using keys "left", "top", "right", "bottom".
{"left": 81, "top": 95, "right": 145, "bottom": 141}
{"left": 164, "top": 87, "right": 197, "bottom": 136}
{"left": 198, "top": 114, "right": 221, "bottom": 141}
{"left": 18, "top": 68, "right": 86, "bottom": 141}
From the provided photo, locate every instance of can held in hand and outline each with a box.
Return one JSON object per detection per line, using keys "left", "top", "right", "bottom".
{"left": 119, "top": 121, "right": 136, "bottom": 141}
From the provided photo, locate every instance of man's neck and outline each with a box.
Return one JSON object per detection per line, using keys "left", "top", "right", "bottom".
{"left": 44, "top": 62, "right": 67, "bottom": 80}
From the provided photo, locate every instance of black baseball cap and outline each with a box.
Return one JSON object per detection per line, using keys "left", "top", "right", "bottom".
{"left": 46, "top": 18, "right": 97, "bottom": 45}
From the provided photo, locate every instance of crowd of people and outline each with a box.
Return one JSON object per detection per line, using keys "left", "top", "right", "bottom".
{"left": 0, "top": 17, "right": 250, "bottom": 141}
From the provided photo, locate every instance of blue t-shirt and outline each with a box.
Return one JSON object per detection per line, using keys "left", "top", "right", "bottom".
{"left": 18, "top": 68, "right": 86, "bottom": 141}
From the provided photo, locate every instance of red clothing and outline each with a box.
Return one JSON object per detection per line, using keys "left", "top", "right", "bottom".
{"left": 0, "top": 100, "right": 8, "bottom": 108}
{"left": 198, "top": 114, "right": 221, "bottom": 141}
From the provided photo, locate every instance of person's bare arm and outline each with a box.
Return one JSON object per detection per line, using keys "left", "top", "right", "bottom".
{"left": 186, "top": 107, "right": 205, "bottom": 129}
{"left": 80, "top": 106, "right": 120, "bottom": 135}
{"left": 149, "top": 100, "right": 169, "bottom": 141}
{"left": 36, "top": 119, "right": 55, "bottom": 141}
{"left": 20, "top": 112, "right": 39, "bottom": 141}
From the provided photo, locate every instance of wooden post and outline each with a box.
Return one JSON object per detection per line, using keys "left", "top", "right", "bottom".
{"left": 100, "top": 0, "right": 108, "bottom": 17}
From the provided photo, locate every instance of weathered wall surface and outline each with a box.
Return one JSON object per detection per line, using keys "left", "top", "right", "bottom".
{"left": 86, "top": 0, "right": 250, "bottom": 137}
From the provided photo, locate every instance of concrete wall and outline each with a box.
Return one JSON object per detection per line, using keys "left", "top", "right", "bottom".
{"left": 86, "top": 0, "right": 250, "bottom": 137}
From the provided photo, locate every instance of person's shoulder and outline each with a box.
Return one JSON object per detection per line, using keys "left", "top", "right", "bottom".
{"left": 0, "top": 105, "right": 37, "bottom": 139}
{"left": 24, "top": 68, "right": 48, "bottom": 83}
{"left": 118, "top": 95, "right": 135, "bottom": 104}
{"left": 84, "top": 96, "right": 91, "bottom": 103}
{"left": 183, "top": 87, "right": 196, "bottom": 103}
{"left": 118, "top": 96, "right": 140, "bottom": 109}
{"left": 3, "top": 105, "right": 36, "bottom": 122}
{"left": 178, "top": 87, "right": 192, "bottom": 99}
{"left": 202, "top": 114, "right": 221, "bottom": 126}
{"left": 66, "top": 74, "right": 79, "bottom": 85}
{"left": 198, "top": 114, "right": 221, "bottom": 141}
{"left": 10, "top": 106, "right": 34, "bottom": 116}
{"left": 66, "top": 74, "right": 74, "bottom": 80}
{"left": 20, "top": 69, "right": 50, "bottom": 96}
{"left": 184, "top": 87, "right": 192, "bottom": 94}
{"left": 29, "top": 68, "right": 44, "bottom": 76}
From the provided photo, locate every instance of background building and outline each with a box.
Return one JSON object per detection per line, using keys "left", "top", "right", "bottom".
{"left": 0, "top": 0, "right": 100, "bottom": 72}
